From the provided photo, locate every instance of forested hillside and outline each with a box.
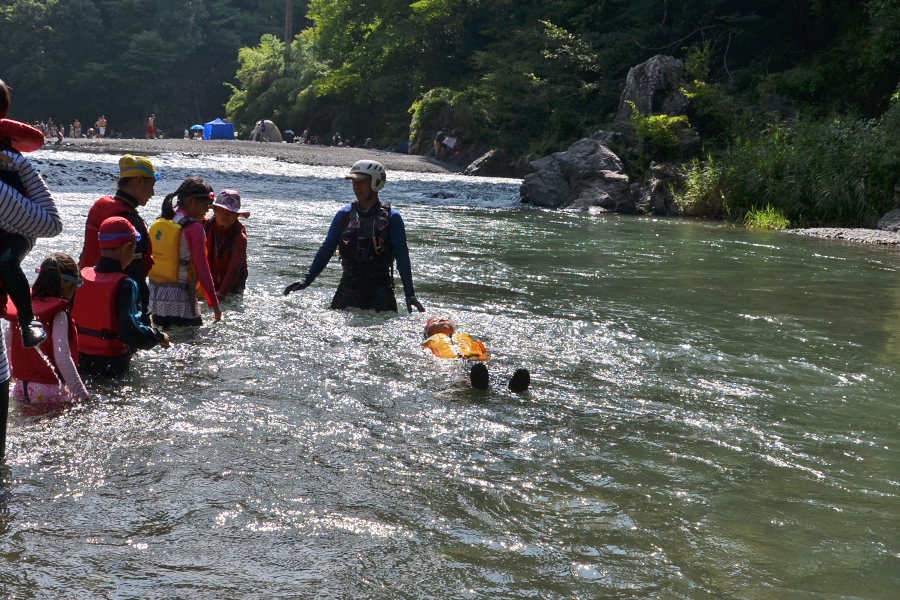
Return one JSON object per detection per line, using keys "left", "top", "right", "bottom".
{"left": 225, "top": 0, "right": 900, "bottom": 156}
{"left": 0, "top": 0, "right": 306, "bottom": 135}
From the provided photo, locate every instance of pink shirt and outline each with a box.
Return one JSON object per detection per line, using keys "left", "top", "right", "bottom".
{"left": 176, "top": 209, "right": 219, "bottom": 308}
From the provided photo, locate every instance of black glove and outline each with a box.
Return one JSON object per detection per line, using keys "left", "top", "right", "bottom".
{"left": 283, "top": 279, "right": 310, "bottom": 295}
{"left": 406, "top": 295, "right": 425, "bottom": 313}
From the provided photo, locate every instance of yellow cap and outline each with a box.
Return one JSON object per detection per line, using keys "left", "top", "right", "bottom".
{"left": 119, "top": 154, "right": 159, "bottom": 179}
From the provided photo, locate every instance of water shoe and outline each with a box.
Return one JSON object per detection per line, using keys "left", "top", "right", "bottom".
{"left": 470, "top": 363, "right": 489, "bottom": 391}
{"left": 508, "top": 368, "right": 531, "bottom": 393}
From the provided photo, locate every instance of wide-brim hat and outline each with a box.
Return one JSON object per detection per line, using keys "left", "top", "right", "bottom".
{"left": 212, "top": 189, "right": 249, "bottom": 217}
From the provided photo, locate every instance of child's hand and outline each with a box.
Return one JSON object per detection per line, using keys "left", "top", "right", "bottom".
{"left": 159, "top": 332, "right": 171, "bottom": 349}
{"left": 213, "top": 306, "right": 222, "bottom": 321}
{"left": 0, "top": 152, "right": 12, "bottom": 164}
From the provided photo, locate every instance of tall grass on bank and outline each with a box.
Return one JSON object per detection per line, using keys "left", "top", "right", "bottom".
{"left": 722, "top": 99, "right": 900, "bottom": 227}
{"left": 672, "top": 154, "right": 728, "bottom": 217}
{"left": 743, "top": 205, "right": 791, "bottom": 230}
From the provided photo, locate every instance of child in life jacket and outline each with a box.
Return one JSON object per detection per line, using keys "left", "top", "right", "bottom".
{"left": 203, "top": 189, "right": 249, "bottom": 298}
{"left": 2, "top": 253, "right": 89, "bottom": 403}
{"left": 147, "top": 177, "right": 222, "bottom": 326}
{"left": 73, "top": 217, "right": 170, "bottom": 377}
{"left": 0, "top": 78, "right": 64, "bottom": 348}
{"left": 422, "top": 317, "right": 530, "bottom": 392}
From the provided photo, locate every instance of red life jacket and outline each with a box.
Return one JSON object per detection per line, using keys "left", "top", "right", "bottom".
{"left": 71, "top": 268, "right": 129, "bottom": 358}
{"left": 3, "top": 296, "right": 77, "bottom": 386}
{"left": 203, "top": 219, "right": 247, "bottom": 290}
{"left": 80, "top": 196, "right": 154, "bottom": 275}
{"left": 0, "top": 119, "right": 45, "bottom": 153}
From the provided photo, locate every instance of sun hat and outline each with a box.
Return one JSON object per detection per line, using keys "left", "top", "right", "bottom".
{"left": 119, "top": 154, "right": 160, "bottom": 180}
{"left": 98, "top": 216, "right": 141, "bottom": 248}
{"left": 212, "top": 189, "right": 250, "bottom": 217}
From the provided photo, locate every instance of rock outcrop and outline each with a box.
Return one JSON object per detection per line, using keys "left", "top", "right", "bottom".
{"left": 520, "top": 136, "right": 634, "bottom": 212}
{"left": 464, "top": 150, "right": 512, "bottom": 177}
{"left": 877, "top": 209, "right": 900, "bottom": 232}
{"left": 633, "top": 162, "right": 683, "bottom": 216}
{"left": 615, "top": 55, "right": 689, "bottom": 123}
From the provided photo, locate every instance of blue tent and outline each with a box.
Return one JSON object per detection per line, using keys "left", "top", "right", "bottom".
{"left": 203, "top": 118, "right": 234, "bottom": 140}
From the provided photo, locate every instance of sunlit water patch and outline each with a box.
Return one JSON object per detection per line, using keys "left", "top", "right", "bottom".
{"left": 0, "top": 151, "right": 898, "bottom": 598}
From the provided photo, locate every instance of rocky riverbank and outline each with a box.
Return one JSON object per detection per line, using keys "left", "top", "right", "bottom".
{"left": 45, "top": 137, "right": 460, "bottom": 175}
{"left": 787, "top": 228, "right": 900, "bottom": 245}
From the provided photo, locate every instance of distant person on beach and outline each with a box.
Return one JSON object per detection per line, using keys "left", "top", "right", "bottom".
{"left": 146, "top": 114, "right": 155, "bottom": 139}
{"left": 422, "top": 317, "right": 530, "bottom": 392}
{"left": 3, "top": 253, "right": 90, "bottom": 403}
{"left": 283, "top": 160, "right": 425, "bottom": 314}
{"left": 80, "top": 155, "right": 158, "bottom": 325}
{"left": 434, "top": 130, "right": 445, "bottom": 159}
{"left": 147, "top": 177, "right": 222, "bottom": 326}
{"left": 73, "top": 119, "right": 81, "bottom": 138}
{"left": 74, "top": 217, "right": 170, "bottom": 376}
{"left": 441, "top": 131, "right": 459, "bottom": 158}
{"left": 204, "top": 189, "right": 249, "bottom": 298}
{"left": 0, "top": 78, "right": 65, "bottom": 349}
{"left": 95, "top": 115, "right": 106, "bottom": 138}
{"left": 332, "top": 132, "right": 342, "bottom": 146}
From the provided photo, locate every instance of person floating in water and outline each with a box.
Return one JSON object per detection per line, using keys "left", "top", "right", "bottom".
{"left": 283, "top": 160, "right": 425, "bottom": 314}
{"left": 422, "top": 317, "right": 530, "bottom": 392}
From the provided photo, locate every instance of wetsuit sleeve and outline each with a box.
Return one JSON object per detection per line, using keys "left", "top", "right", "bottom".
{"left": 183, "top": 222, "right": 219, "bottom": 308}
{"left": 115, "top": 278, "right": 164, "bottom": 350}
{"left": 0, "top": 151, "right": 63, "bottom": 239}
{"left": 303, "top": 207, "right": 349, "bottom": 282}
{"left": 51, "top": 311, "right": 89, "bottom": 400}
{"left": 218, "top": 229, "right": 247, "bottom": 297}
{"left": 389, "top": 210, "right": 415, "bottom": 297}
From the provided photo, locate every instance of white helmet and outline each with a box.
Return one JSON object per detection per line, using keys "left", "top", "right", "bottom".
{"left": 346, "top": 160, "right": 387, "bottom": 192}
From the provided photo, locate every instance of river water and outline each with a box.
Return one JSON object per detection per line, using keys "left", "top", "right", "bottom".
{"left": 1, "top": 150, "right": 898, "bottom": 598}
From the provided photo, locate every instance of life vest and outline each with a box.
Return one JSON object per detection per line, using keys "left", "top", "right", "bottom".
{"left": 71, "top": 268, "right": 129, "bottom": 358}
{"left": 148, "top": 214, "right": 198, "bottom": 284}
{"left": 423, "top": 333, "right": 488, "bottom": 361}
{"left": 338, "top": 202, "right": 393, "bottom": 279}
{"left": 0, "top": 119, "right": 45, "bottom": 153}
{"left": 3, "top": 296, "right": 78, "bottom": 386}
{"left": 80, "top": 196, "right": 154, "bottom": 276}
{"left": 204, "top": 219, "right": 247, "bottom": 291}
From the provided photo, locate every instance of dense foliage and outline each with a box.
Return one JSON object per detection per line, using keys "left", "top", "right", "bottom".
{"left": 0, "top": 0, "right": 305, "bottom": 135}
{"left": 224, "top": 0, "right": 900, "bottom": 156}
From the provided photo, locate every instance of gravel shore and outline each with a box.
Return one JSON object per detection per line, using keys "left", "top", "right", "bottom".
{"left": 44, "top": 137, "right": 461, "bottom": 175}
{"left": 787, "top": 227, "right": 900, "bottom": 245}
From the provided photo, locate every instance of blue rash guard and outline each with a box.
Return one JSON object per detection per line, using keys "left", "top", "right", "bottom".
{"left": 303, "top": 203, "right": 416, "bottom": 297}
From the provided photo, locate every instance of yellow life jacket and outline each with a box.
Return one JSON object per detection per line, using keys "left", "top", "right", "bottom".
{"left": 147, "top": 215, "right": 196, "bottom": 284}
{"left": 423, "top": 333, "right": 488, "bottom": 361}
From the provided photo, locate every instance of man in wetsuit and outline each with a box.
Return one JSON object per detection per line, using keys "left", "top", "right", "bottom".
{"left": 283, "top": 160, "right": 425, "bottom": 313}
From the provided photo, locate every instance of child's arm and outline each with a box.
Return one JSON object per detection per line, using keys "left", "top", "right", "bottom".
{"left": 183, "top": 222, "right": 220, "bottom": 311}
{"left": 0, "top": 151, "right": 63, "bottom": 239}
{"left": 217, "top": 229, "right": 247, "bottom": 297}
{"left": 50, "top": 311, "right": 89, "bottom": 401}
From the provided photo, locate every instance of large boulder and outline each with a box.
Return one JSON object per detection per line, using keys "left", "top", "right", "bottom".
{"left": 877, "top": 209, "right": 900, "bottom": 232}
{"left": 464, "top": 150, "right": 512, "bottom": 177}
{"left": 615, "top": 55, "right": 689, "bottom": 123}
{"left": 520, "top": 137, "right": 634, "bottom": 212}
{"left": 633, "top": 162, "right": 684, "bottom": 216}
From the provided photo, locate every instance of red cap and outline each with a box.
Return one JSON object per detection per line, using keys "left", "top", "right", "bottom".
{"left": 98, "top": 216, "right": 141, "bottom": 248}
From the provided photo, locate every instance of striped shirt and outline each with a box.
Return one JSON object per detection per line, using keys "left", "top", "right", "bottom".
{"left": 0, "top": 321, "right": 9, "bottom": 383}
{"left": 0, "top": 151, "right": 63, "bottom": 241}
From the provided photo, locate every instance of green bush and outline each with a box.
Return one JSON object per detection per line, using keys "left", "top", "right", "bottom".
{"left": 743, "top": 205, "right": 791, "bottom": 230}
{"left": 721, "top": 98, "right": 900, "bottom": 226}
{"left": 672, "top": 153, "right": 728, "bottom": 217}
{"left": 628, "top": 100, "right": 690, "bottom": 159}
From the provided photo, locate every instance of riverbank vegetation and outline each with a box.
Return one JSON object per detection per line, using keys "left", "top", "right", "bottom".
{"left": 3, "top": 1, "right": 900, "bottom": 226}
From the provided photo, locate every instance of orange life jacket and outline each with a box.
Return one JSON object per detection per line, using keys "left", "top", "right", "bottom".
{"left": 422, "top": 333, "right": 488, "bottom": 360}
{"left": 3, "top": 296, "right": 77, "bottom": 386}
{"left": 80, "top": 196, "right": 154, "bottom": 275}
{"left": 71, "top": 268, "right": 129, "bottom": 358}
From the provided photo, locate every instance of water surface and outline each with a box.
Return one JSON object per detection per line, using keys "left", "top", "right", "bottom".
{"left": 1, "top": 150, "right": 898, "bottom": 598}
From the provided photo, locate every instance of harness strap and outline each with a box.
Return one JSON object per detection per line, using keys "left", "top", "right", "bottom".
{"left": 76, "top": 325, "right": 118, "bottom": 340}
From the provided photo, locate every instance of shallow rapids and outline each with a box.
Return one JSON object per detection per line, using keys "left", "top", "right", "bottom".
{"left": 0, "top": 150, "right": 898, "bottom": 598}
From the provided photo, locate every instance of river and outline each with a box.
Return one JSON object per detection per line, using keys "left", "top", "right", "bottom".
{"left": 1, "top": 150, "right": 898, "bottom": 598}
